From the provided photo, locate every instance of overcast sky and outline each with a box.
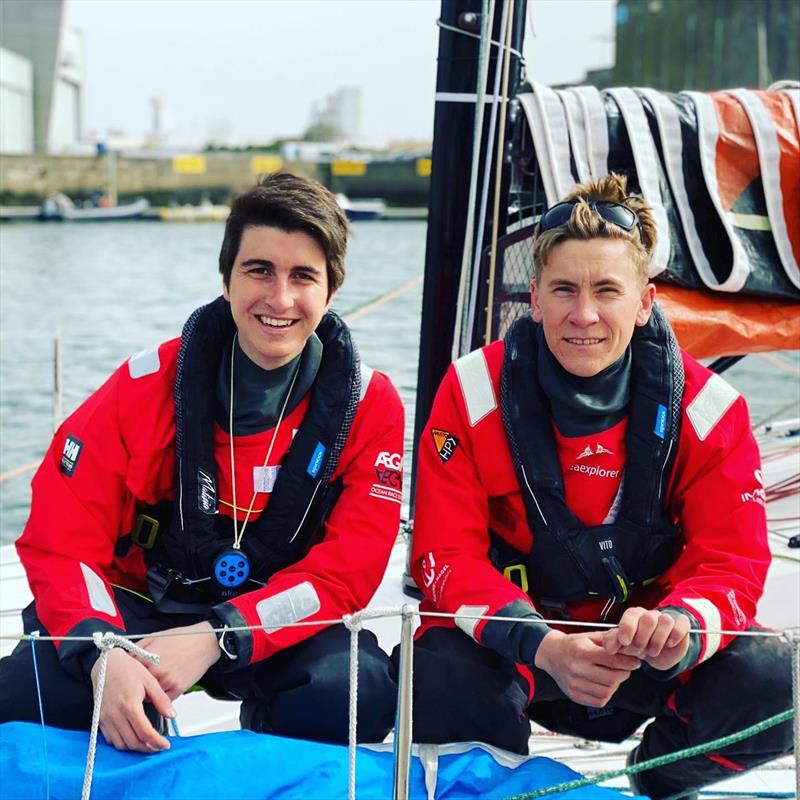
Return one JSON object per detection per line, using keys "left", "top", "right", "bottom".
{"left": 64, "top": 0, "right": 615, "bottom": 148}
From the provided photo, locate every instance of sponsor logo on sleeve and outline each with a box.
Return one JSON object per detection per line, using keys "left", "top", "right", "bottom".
{"left": 369, "top": 450, "right": 403, "bottom": 504}
{"left": 740, "top": 468, "right": 766, "bottom": 506}
{"left": 60, "top": 435, "right": 83, "bottom": 477}
{"left": 726, "top": 589, "right": 747, "bottom": 627}
{"left": 422, "top": 551, "right": 452, "bottom": 604}
{"left": 431, "top": 428, "right": 458, "bottom": 463}
{"left": 197, "top": 468, "right": 217, "bottom": 514}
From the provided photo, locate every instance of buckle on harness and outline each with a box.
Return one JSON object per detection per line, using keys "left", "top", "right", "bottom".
{"left": 503, "top": 563, "right": 529, "bottom": 593}
{"left": 131, "top": 513, "right": 160, "bottom": 550}
{"left": 601, "top": 556, "right": 630, "bottom": 604}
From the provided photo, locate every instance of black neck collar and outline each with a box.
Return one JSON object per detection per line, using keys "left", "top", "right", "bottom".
{"left": 537, "top": 327, "right": 631, "bottom": 437}
{"left": 215, "top": 334, "right": 323, "bottom": 435}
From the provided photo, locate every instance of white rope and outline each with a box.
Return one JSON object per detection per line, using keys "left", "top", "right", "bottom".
{"left": 82, "top": 632, "right": 160, "bottom": 800}
{"left": 341, "top": 607, "right": 399, "bottom": 800}
{"left": 342, "top": 612, "right": 362, "bottom": 800}
{"left": 3, "top": 610, "right": 793, "bottom": 645}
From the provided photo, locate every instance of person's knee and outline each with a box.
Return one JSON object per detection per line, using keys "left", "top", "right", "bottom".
{"left": 719, "top": 634, "right": 792, "bottom": 711}
{"left": 249, "top": 627, "right": 397, "bottom": 744}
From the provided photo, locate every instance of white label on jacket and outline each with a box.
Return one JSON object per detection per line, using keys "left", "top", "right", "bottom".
{"left": 80, "top": 563, "right": 116, "bottom": 617}
{"left": 359, "top": 363, "right": 374, "bottom": 401}
{"left": 253, "top": 466, "right": 280, "bottom": 493}
{"left": 682, "top": 597, "right": 722, "bottom": 663}
{"left": 454, "top": 350, "right": 496, "bottom": 427}
{"left": 256, "top": 582, "right": 321, "bottom": 634}
{"left": 128, "top": 347, "right": 160, "bottom": 379}
{"left": 455, "top": 604, "right": 490, "bottom": 641}
{"left": 686, "top": 373, "right": 739, "bottom": 441}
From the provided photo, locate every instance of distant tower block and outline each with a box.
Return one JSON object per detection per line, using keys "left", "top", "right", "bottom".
{"left": 149, "top": 97, "right": 162, "bottom": 142}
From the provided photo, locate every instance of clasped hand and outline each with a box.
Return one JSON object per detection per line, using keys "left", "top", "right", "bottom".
{"left": 90, "top": 621, "right": 221, "bottom": 753}
{"left": 534, "top": 607, "right": 690, "bottom": 708}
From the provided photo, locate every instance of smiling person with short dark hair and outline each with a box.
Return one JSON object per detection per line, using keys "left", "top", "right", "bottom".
{"left": 0, "top": 173, "right": 403, "bottom": 752}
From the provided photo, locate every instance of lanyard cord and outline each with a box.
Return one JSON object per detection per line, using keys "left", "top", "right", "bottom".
{"left": 228, "top": 333, "right": 301, "bottom": 550}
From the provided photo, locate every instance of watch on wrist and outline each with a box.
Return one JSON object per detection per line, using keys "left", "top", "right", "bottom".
{"left": 216, "top": 624, "right": 239, "bottom": 662}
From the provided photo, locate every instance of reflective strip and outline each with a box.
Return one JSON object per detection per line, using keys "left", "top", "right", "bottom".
{"left": 128, "top": 347, "right": 160, "bottom": 379}
{"left": 681, "top": 91, "right": 750, "bottom": 292}
{"left": 729, "top": 212, "right": 771, "bottom": 231}
{"left": 686, "top": 373, "right": 739, "bottom": 442}
{"left": 682, "top": 597, "right": 722, "bottom": 663}
{"left": 637, "top": 88, "right": 722, "bottom": 291}
{"left": 80, "top": 562, "right": 116, "bottom": 617}
{"left": 569, "top": 86, "right": 609, "bottom": 179}
{"left": 359, "top": 363, "right": 374, "bottom": 402}
{"left": 434, "top": 92, "right": 498, "bottom": 104}
{"left": 728, "top": 89, "right": 800, "bottom": 291}
{"left": 604, "top": 88, "right": 671, "bottom": 277}
{"left": 556, "top": 89, "right": 592, "bottom": 184}
{"left": 454, "top": 349, "right": 497, "bottom": 427}
{"left": 255, "top": 581, "right": 321, "bottom": 634}
{"left": 455, "top": 604, "right": 489, "bottom": 641}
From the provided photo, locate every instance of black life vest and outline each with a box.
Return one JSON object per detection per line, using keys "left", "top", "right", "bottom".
{"left": 142, "top": 297, "right": 361, "bottom": 609}
{"left": 499, "top": 303, "right": 684, "bottom": 609}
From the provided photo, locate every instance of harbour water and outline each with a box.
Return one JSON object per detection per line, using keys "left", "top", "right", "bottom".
{"left": 0, "top": 220, "right": 797, "bottom": 542}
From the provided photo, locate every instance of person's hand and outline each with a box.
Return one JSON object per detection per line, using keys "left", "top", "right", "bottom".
{"left": 138, "top": 621, "right": 221, "bottom": 701}
{"left": 534, "top": 629, "right": 641, "bottom": 706}
{"left": 602, "top": 607, "right": 691, "bottom": 672}
{"left": 90, "top": 648, "right": 174, "bottom": 753}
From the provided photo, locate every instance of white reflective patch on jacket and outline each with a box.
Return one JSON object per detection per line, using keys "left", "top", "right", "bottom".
{"left": 256, "top": 581, "right": 321, "bottom": 634}
{"left": 454, "top": 350, "right": 496, "bottom": 427}
{"left": 682, "top": 597, "right": 722, "bottom": 663}
{"left": 128, "top": 347, "right": 161, "bottom": 379}
{"left": 686, "top": 373, "right": 739, "bottom": 441}
{"left": 455, "top": 604, "right": 490, "bottom": 641}
{"left": 79, "top": 562, "right": 116, "bottom": 617}
{"left": 359, "top": 363, "right": 374, "bottom": 402}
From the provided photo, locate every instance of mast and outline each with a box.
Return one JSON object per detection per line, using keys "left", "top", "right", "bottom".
{"left": 409, "top": 0, "right": 528, "bottom": 514}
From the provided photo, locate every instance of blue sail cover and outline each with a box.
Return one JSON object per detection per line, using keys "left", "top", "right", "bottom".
{"left": 0, "top": 722, "right": 643, "bottom": 799}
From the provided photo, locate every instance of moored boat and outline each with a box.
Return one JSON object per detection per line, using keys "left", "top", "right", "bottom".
{"left": 38, "top": 193, "right": 150, "bottom": 222}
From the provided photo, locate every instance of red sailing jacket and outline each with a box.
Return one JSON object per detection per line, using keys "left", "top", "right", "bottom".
{"left": 413, "top": 340, "right": 769, "bottom": 675}
{"left": 17, "top": 336, "right": 404, "bottom": 669}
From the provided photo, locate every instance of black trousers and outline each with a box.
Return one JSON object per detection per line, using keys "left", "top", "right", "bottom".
{"left": 0, "top": 588, "right": 397, "bottom": 745}
{"left": 403, "top": 627, "right": 794, "bottom": 799}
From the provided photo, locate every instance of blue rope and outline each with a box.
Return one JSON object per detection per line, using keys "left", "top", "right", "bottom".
{"left": 30, "top": 632, "right": 51, "bottom": 800}
{"left": 171, "top": 716, "right": 181, "bottom": 737}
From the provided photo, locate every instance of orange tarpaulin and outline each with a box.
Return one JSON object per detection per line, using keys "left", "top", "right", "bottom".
{"left": 656, "top": 283, "right": 800, "bottom": 358}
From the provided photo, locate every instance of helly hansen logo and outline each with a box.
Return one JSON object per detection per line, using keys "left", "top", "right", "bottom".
{"left": 197, "top": 469, "right": 216, "bottom": 514}
{"left": 431, "top": 429, "right": 458, "bottom": 463}
{"left": 60, "top": 435, "right": 83, "bottom": 477}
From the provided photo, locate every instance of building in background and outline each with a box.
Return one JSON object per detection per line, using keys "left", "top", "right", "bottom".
{"left": 584, "top": 0, "right": 799, "bottom": 90}
{"left": 0, "top": 0, "right": 84, "bottom": 154}
{"left": 305, "top": 86, "right": 364, "bottom": 143}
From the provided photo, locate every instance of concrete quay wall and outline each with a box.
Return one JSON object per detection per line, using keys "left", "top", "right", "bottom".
{"left": 0, "top": 152, "right": 431, "bottom": 206}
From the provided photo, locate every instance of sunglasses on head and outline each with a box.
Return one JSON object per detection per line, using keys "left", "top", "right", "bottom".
{"left": 538, "top": 200, "right": 643, "bottom": 239}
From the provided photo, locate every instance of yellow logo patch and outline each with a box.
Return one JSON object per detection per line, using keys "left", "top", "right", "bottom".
{"left": 431, "top": 428, "right": 458, "bottom": 463}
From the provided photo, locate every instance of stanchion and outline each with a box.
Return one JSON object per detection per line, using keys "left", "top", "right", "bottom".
{"left": 392, "top": 604, "right": 415, "bottom": 800}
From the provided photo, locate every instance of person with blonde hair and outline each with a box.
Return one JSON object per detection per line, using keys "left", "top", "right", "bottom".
{"left": 406, "top": 173, "right": 792, "bottom": 799}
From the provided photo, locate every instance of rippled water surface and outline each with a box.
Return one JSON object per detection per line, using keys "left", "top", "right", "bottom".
{"left": 1, "top": 220, "right": 797, "bottom": 541}
{"left": 0, "top": 220, "right": 425, "bottom": 540}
